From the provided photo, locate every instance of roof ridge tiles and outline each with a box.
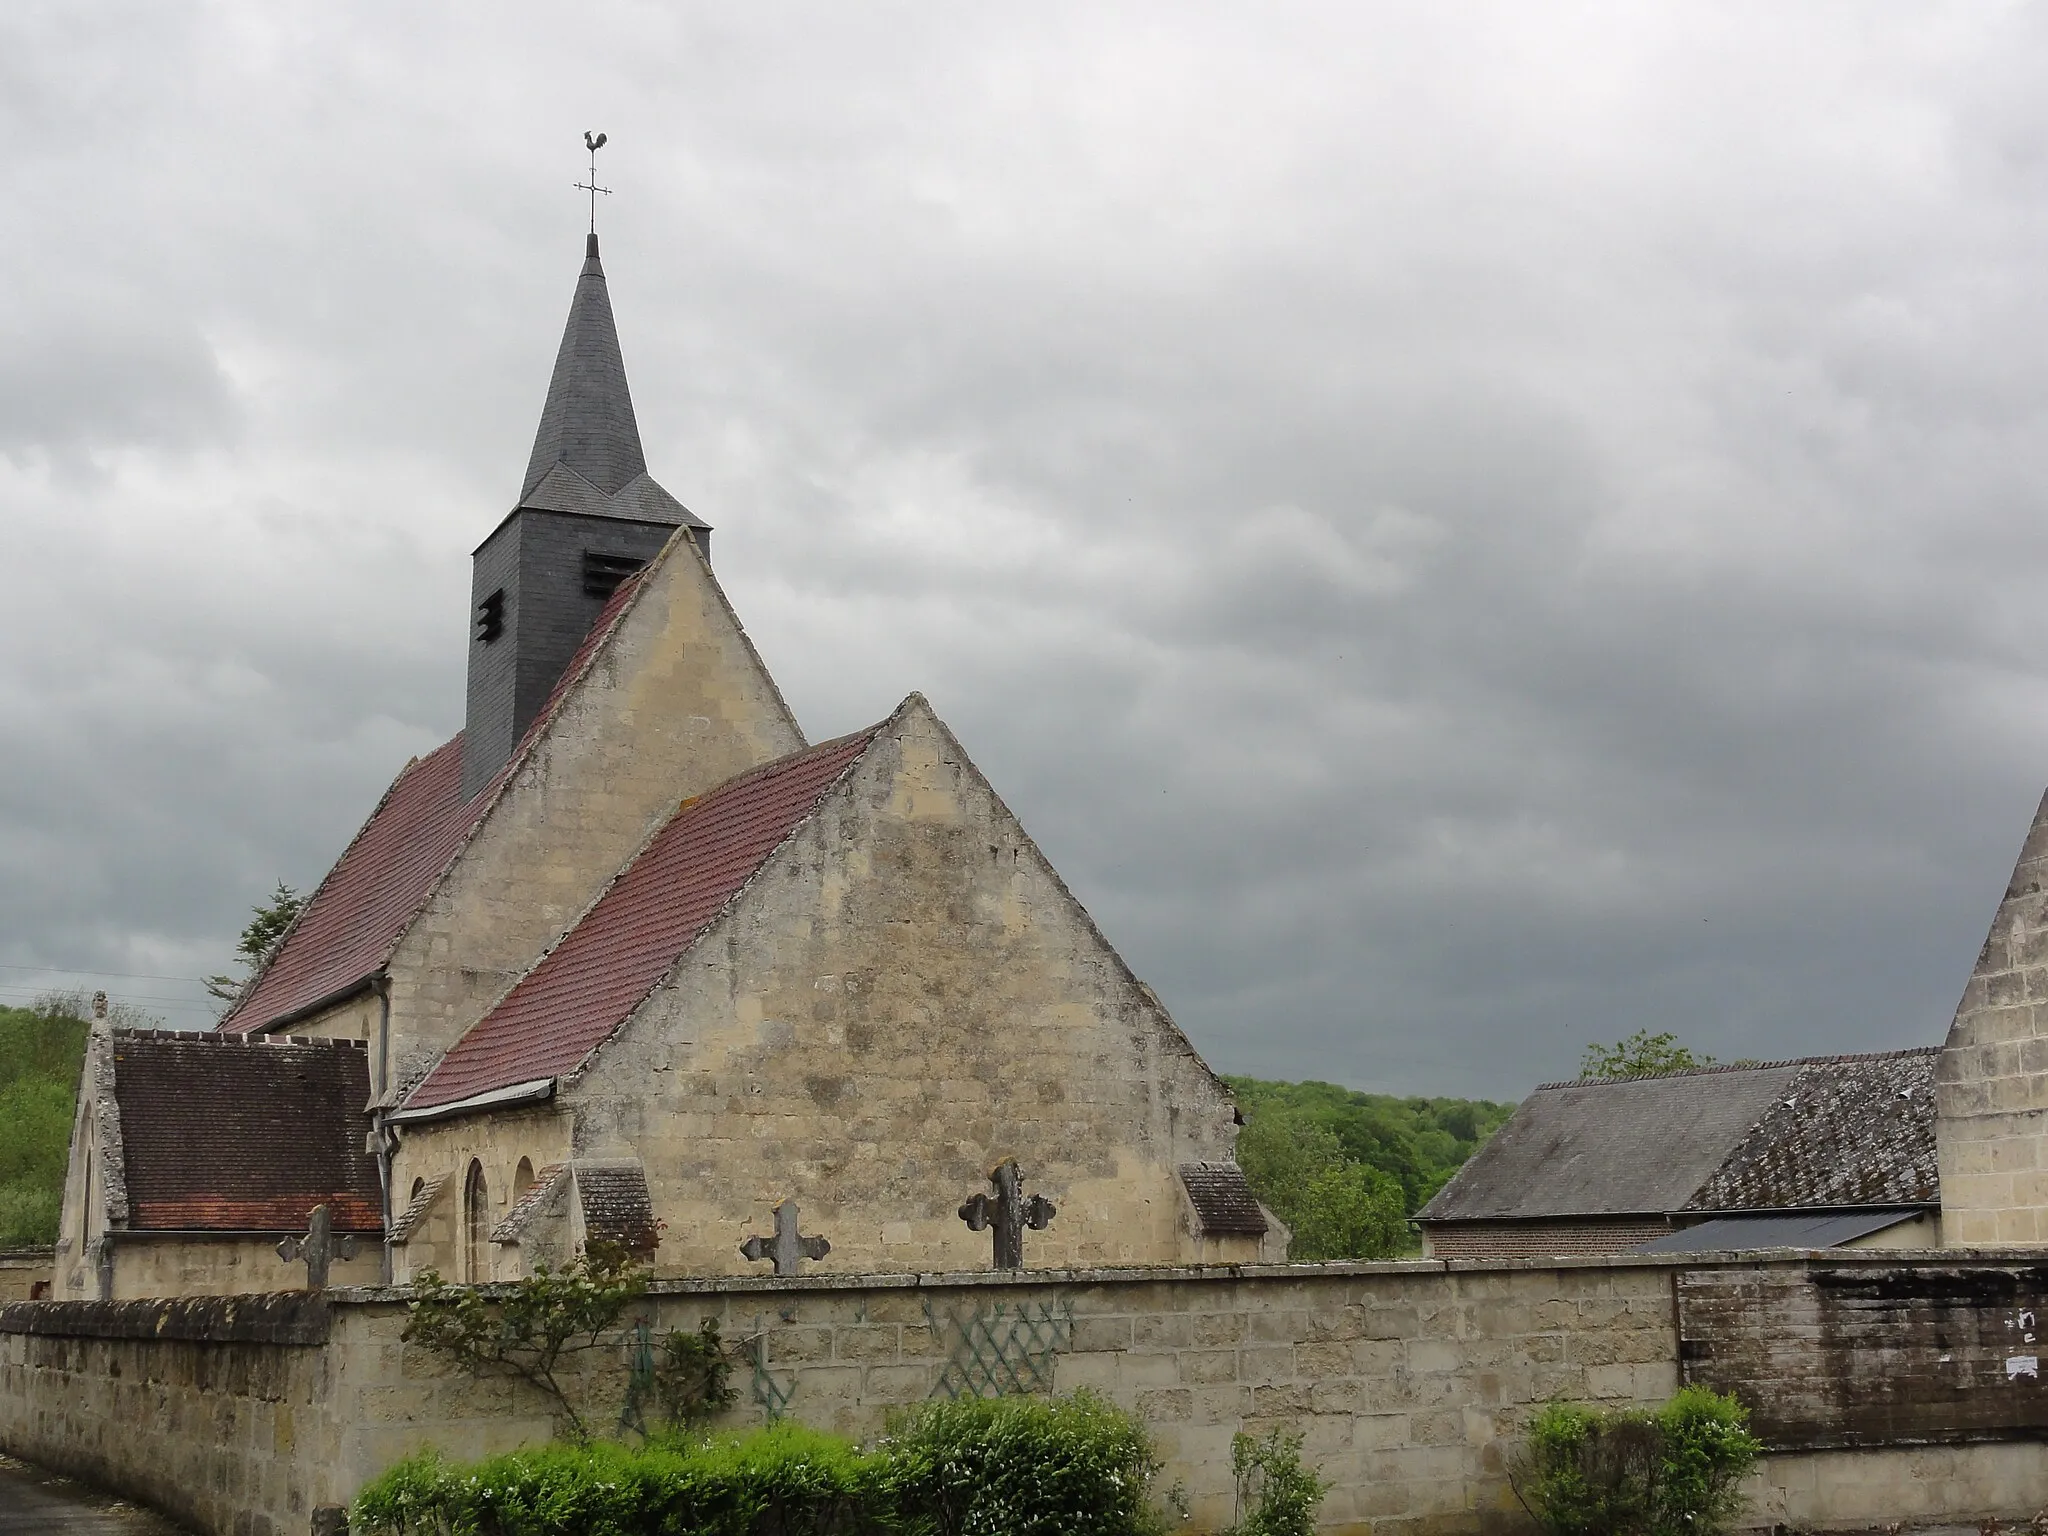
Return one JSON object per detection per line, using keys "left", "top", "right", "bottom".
{"left": 1533, "top": 1045, "right": 1939, "bottom": 1091}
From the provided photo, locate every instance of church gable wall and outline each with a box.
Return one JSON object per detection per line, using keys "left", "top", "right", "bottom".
{"left": 566, "top": 697, "right": 1242, "bottom": 1276}
{"left": 382, "top": 535, "right": 805, "bottom": 1091}
{"left": 1938, "top": 787, "right": 2048, "bottom": 1244}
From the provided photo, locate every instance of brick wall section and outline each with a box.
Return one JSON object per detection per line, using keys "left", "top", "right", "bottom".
{"left": 5, "top": 1257, "right": 2048, "bottom": 1536}
{"left": 1421, "top": 1220, "right": 1673, "bottom": 1259}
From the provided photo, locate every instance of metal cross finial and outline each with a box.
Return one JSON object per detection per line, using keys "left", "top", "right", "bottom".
{"left": 277, "top": 1203, "right": 359, "bottom": 1292}
{"left": 575, "top": 131, "right": 612, "bottom": 235}
{"left": 959, "top": 1159, "right": 1056, "bottom": 1270}
{"left": 741, "top": 1199, "right": 831, "bottom": 1277}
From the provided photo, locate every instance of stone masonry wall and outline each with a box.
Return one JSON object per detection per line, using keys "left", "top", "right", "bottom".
{"left": 9, "top": 1257, "right": 2048, "bottom": 1536}
{"left": 1938, "top": 786, "right": 2048, "bottom": 1244}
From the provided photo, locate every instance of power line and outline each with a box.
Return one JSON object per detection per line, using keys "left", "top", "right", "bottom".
{"left": 0, "top": 963, "right": 213, "bottom": 985}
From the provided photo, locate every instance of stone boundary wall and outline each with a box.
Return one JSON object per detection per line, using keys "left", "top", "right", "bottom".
{"left": 4, "top": 1254, "right": 2048, "bottom": 1536}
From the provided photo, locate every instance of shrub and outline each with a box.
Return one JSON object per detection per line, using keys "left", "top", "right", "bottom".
{"left": 349, "top": 1426, "right": 892, "bottom": 1536}
{"left": 880, "top": 1391, "right": 1166, "bottom": 1536}
{"left": 1510, "top": 1387, "right": 1762, "bottom": 1536}
{"left": 1221, "top": 1428, "right": 1325, "bottom": 1536}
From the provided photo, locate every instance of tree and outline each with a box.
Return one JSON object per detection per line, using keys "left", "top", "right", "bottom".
{"left": 402, "top": 1241, "right": 737, "bottom": 1444}
{"left": 204, "top": 881, "right": 305, "bottom": 1007}
{"left": 1234, "top": 1109, "right": 1410, "bottom": 1261}
{"left": 1579, "top": 1030, "right": 1715, "bottom": 1080}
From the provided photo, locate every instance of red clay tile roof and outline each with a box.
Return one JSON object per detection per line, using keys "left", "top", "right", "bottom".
{"left": 109, "top": 1031, "right": 382, "bottom": 1233}
{"left": 222, "top": 574, "right": 648, "bottom": 1035}
{"left": 403, "top": 725, "right": 882, "bottom": 1114}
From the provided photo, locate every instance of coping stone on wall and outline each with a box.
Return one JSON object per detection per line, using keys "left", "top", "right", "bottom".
{"left": 0, "top": 1290, "right": 332, "bottom": 1344}
{"left": 314, "top": 1246, "right": 2043, "bottom": 1304}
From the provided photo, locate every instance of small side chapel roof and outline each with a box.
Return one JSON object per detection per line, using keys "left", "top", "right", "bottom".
{"left": 222, "top": 572, "right": 650, "bottom": 1036}
{"left": 107, "top": 1031, "right": 382, "bottom": 1233}
{"left": 401, "top": 721, "right": 886, "bottom": 1114}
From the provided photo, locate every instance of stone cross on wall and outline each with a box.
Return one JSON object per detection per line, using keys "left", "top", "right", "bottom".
{"left": 958, "top": 1159, "right": 1056, "bottom": 1270}
{"left": 740, "top": 1199, "right": 831, "bottom": 1276}
{"left": 276, "top": 1203, "right": 358, "bottom": 1291}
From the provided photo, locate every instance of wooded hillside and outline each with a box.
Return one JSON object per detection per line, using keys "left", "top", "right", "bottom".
{"left": 1227, "top": 1076, "right": 1516, "bottom": 1259}
{"left": 0, "top": 1003, "right": 90, "bottom": 1249}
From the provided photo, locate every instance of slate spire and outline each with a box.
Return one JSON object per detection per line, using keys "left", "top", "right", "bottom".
{"left": 519, "top": 233, "right": 648, "bottom": 503}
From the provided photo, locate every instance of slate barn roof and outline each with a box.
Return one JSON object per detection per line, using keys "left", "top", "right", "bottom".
{"left": 401, "top": 724, "right": 884, "bottom": 1115}
{"left": 1417, "top": 1048, "right": 1938, "bottom": 1224}
{"left": 108, "top": 1031, "right": 382, "bottom": 1233}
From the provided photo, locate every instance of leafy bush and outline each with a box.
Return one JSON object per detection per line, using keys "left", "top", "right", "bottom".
{"left": 350, "top": 1426, "right": 891, "bottom": 1536}
{"left": 882, "top": 1391, "right": 1167, "bottom": 1536}
{"left": 1510, "top": 1387, "right": 1762, "bottom": 1536}
{"left": 1223, "top": 1428, "right": 1326, "bottom": 1536}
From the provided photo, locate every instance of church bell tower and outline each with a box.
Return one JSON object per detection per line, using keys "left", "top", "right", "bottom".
{"left": 462, "top": 233, "right": 712, "bottom": 799}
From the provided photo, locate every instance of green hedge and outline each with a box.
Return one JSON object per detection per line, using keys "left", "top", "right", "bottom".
{"left": 350, "top": 1393, "right": 1171, "bottom": 1536}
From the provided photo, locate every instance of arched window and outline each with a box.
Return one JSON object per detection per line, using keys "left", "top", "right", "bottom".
{"left": 410, "top": 1176, "right": 425, "bottom": 1202}
{"left": 514, "top": 1158, "right": 535, "bottom": 1201}
{"left": 463, "top": 1160, "right": 489, "bottom": 1283}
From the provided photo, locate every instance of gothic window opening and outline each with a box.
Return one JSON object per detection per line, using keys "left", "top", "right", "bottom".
{"left": 581, "top": 550, "right": 644, "bottom": 599}
{"left": 477, "top": 589, "right": 506, "bottom": 644}
{"left": 464, "top": 1159, "right": 489, "bottom": 1283}
{"left": 514, "top": 1158, "right": 535, "bottom": 1201}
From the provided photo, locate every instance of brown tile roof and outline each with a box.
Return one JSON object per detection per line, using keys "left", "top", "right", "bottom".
{"left": 401, "top": 724, "right": 883, "bottom": 1114}
{"left": 1417, "top": 1048, "right": 1940, "bottom": 1224}
{"left": 1179, "top": 1163, "right": 1269, "bottom": 1235}
{"left": 222, "top": 574, "right": 647, "bottom": 1036}
{"left": 491, "top": 1164, "right": 569, "bottom": 1243}
{"left": 574, "top": 1163, "right": 660, "bottom": 1256}
{"left": 108, "top": 1031, "right": 382, "bottom": 1233}
{"left": 388, "top": 1172, "right": 451, "bottom": 1244}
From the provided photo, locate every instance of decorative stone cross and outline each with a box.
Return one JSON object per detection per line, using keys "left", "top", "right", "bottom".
{"left": 276, "top": 1203, "right": 359, "bottom": 1291}
{"left": 958, "top": 1159, "right": 1056, "bottom": 1270}
{"left": 740, "top": 1200, "right": 831, "bottom": 1276}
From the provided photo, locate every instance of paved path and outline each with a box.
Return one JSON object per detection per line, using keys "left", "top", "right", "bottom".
{"left": 0, "top": 1457, "right": 185, "bottom": 1536}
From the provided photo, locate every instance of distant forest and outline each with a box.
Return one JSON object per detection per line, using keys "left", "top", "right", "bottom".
{"left": 1226, "top": 1077, "right": 1517, "bottom": 1259}
{"left": 0, "top": 1003, "right": 1516, "bottom": 1259}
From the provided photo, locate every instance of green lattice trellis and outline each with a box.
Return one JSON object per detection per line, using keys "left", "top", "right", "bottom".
{"left": 746, "top": 1315, "right": 795, "bottom": 1419}
{"left": 927, "top": 1297, "right": 1073, "bottom": 1399}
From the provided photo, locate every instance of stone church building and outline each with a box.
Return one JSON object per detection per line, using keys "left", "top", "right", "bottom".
{"left": 55, "top": 235, "right": 1276, "bottom": 1300}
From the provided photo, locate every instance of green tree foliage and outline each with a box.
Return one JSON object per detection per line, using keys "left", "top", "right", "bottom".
{"left": 1579, "top": 1030, "right": 1715, "bottom": 1080}
{"left": 1509, "top": 1387, "right": 1762, "bottom": 1536}
{"left": 1226, "top": 1078, "right": 1514, "bottom": 1258}
{"left": 0, "top": 999, "right": 93, "bottom": 1249}
{"left": 204, "top": 880, "right": 306, "bottom": 1006}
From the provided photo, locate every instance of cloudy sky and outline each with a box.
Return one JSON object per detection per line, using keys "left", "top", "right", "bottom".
{"left": 4, "top": 3, "right": 2047, "bottom": 1096}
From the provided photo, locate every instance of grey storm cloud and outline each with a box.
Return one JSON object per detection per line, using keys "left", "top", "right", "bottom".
{"left": 2, "top": 1, "right": 2047, "bottom": 1090}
